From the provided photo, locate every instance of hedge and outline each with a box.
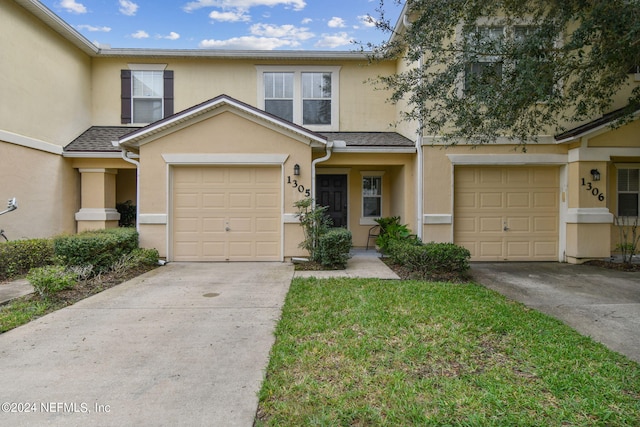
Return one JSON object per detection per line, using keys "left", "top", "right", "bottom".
{"left": 0, "top": 239, "right": 54, "bottom": 281}
{"left": 53, "top": 228, "right": 139, "bottom": 273}
{"left": 387, "top": 239, "right": 470, "bottom": 279}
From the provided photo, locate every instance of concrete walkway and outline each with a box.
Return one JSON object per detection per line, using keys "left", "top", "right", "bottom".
{"left": 294, "top": 249, "right": 400, "bottom": 280}
{"left": 0, "top": 278, "right": 33, "bottom": 305}
{"left": 0, "top": 262, "right": 293, "bottom": 427}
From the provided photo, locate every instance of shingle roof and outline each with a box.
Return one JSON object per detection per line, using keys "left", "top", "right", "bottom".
{"left": 320, "top": 132, "right": 414, "bottom": 147}
{"left": 64, "top": 126, "right": 141, "bottom": 152}
{"left": 554, "top": 105, "right": 640, "bottom": 141}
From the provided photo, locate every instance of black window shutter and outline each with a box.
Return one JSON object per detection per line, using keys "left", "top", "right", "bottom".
{"left": 164, "top": 70, "right": 174, "bottom": 118}
{"left": 121, "top": 69, "right": 132, "bottom": 124}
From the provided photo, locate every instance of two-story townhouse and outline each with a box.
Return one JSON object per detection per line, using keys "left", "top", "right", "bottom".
{"left": 2, "top": 0, "right": 639, "bottom": 264}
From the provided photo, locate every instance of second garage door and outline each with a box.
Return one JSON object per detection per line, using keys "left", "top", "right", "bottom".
{"left": 172, "top": 166, "right": 281, "bottom": 261}
{"left": 454, "top": 166, "right": 559, "bottom": 261}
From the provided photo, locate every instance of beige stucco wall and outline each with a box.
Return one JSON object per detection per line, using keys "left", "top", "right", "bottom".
{"left": 135, "top": 110, "right": 314, "bottom": 258}
{"left": 0, "top": 142, "right": 79, "bottom": 239}
{"left": 0, "top": 1, "right": 92, "bottom": 145}
{"left": 91, "top": 57, "right": 397, "bottom": 132}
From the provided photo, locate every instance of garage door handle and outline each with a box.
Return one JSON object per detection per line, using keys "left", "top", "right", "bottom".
{"left": 503, "top": 222, "right": 509, "bottom": 231}
{"left": 225, "top": 227, "right": 231, "bottom": 232}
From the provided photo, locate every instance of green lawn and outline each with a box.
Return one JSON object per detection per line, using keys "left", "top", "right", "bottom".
{"left": 257, "top": 278, "right": 640, "bottom": 426}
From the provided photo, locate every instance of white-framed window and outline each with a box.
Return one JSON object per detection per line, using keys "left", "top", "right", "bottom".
{"left": 132, "top": 70, "right": 164, "bottom": 123}
{"left": 618, "top": 167, "right": 640, "bottom": 216}
{"left": 464, "top": 26, "right": 504, "bottom": 93}
{"left": 361, "top": 171, "right": 384, "bottom": 222}
{"left": 461, "top": 23, "right": 557, "bottom": 100}
{"left": 122, "top": 63, "right": 172, "bottom": 125}
{"left": 257, "top": 66, "right": 340, "bottom": 131}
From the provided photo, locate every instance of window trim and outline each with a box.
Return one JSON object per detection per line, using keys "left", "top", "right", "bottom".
{"left": 256, "top": 65, "right": 341, "bottom": 132}
{"left": 616, "top": 164, "right": 640, "bottom": 217}
{"left": 456, "top": 20, "right": 561, "bottom": 100}
{"left": 121, "top": 64, "right": 173, "bottom": 125}
{"left": 360, "top": 171, "right": 385, "bottom": 225}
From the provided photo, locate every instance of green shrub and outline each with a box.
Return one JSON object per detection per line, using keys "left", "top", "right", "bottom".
{"left": 54, "top": 228, "right": 139, "bottom": 272}
{"left": 317, "top": 228, "right": 352, "bottom": 268}
{"left": 375, "top": 216, "right": 420, "bottom": 254}
{"left": 27, "top": 265, "right": 77, "bottom": 299}
{"left": 129, "top": 248, "right": 160, "bottom": 266}
{"left": 0, "top": 239, "right": 54, "bottom": 281}
{"left": 387, "top": 240, "right": 471, "bottom": 280}
{"left": 294, "top": 197, "right": 332, "bottom": 262}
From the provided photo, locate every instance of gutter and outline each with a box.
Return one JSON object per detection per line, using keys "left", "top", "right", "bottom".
{"left": 117, "top": 144, "right": 141, "bottom": 232}
{"left": 311, "top": 141, "right": 334, "bottom": 207}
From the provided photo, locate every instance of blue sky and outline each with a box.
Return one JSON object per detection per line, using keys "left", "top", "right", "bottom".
{"left": 39, "top": 0, "right": 403, "bottom": 50}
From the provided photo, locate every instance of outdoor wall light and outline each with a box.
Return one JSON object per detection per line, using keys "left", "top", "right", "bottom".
{"left": 294, "top": 164, "right": 300, "bottom": 176}
{"left": 590, "top": 169, "right": 601, "bottom": 181}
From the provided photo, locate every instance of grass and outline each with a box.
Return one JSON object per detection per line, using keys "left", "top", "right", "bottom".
{"left": 0, "top": 264, "right": 157, "bottom": 333}
{"left": 257, "top": 277, "right": 640, "bottom": 426}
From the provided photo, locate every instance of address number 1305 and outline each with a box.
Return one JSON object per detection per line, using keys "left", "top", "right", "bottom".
{"left": 287, "top": 176, "right": 311, "bottom": 197}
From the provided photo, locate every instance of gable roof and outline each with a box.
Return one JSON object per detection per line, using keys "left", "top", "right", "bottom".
{"left": 554, "top": 106, "right": 640, "bottom": 142}
{"left": 118, "top": 94, "right": 328, "bottom": 149}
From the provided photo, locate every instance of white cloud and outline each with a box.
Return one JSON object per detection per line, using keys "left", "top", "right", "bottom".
{"left": 59, "top": 0, "right": 87, "bottom": 14}
{"left": 250, "top": 23, "right": 314, "bottom": 41}
{"left": 158, "top": 32, "right": 181, "bottom": 40}
{"left": 209, "top": 10, "right": 251, "bottom": 22}
{"left": 357, "top": 14, "right": 377, "bottom": 28}
{"left": 327, "top": 17, "right": 346, "bottom": 28}
{"left": 119, "top": 0, "right": 139, "bottom": 16}
{"left": 301, "top": 18, "right": 312, "bottom": 24}
{"left": 184, "top": 0, "right": 306, "bottom": 13}
{"left": 131, "top": 30, "right": 149, "bottom": 39}
{"left": 199, "top": 36, "right": 299, "bottom": 50}
{"left": 314, "top": 32, "right": 353, "bottom": 49}
{"left": 77, "top": 24, "right": 112, "bottom": 32}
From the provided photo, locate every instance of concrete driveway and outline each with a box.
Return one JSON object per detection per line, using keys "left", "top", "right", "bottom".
{"left": 0, "top": 262, "right": 293, "bottom": 427}
{"left": 471, "top": 262, "right": 640, "bottom": 364}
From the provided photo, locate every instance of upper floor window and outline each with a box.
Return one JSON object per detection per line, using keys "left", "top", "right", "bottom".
{"left": 463, "top": 24, "right": 556, "bottom": 100}
{"left": 121, "top": 64, "right": 174, "bottom": 124}
{"left": 618, "top": 168, "right": 640, "bottom": 216}
{"left": 132, "top": 71, "right": 163, "bottom": 123}
{"left": 464, "top": 26, "right": 504, "bottom": 93}
{"left": 257, "top": 66, "right": 340, "bottom": 131}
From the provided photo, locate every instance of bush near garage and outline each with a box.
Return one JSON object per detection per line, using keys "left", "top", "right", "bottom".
{"left": 53, "top": 228, "right": 139, "bottom": 273}
{"left": 317, "top": 228, "right": 352, "bottom": 268}
{"left": 0, "top": 238, "right": 55, "bottom": 282}
{"left": 27, "top": 265, "right": 78, "bottom": 299}
{"left": 387, "top": 239, "right": 471, "bottom": 281}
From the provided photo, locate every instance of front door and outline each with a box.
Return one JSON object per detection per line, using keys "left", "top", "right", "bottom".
{"left": 316, "top": 174, "right": 348, "bottom": 227}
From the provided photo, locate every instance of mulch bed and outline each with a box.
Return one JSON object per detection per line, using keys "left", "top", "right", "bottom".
{"left": 583, "top": 259, "right": 640, "bottom": 272}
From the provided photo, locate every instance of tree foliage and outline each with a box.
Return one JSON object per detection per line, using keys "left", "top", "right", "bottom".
{"left": 367, "top": 0, "right": 640, "bottom": 145}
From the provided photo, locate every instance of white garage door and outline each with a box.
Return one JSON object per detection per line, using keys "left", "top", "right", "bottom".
{"left": 454, "top": 166, "right": 559, "bottom": 261}
{"left": 172, "top": 166, "right": 281, "bottom": 261}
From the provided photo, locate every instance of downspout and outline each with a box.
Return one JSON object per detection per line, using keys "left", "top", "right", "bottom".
{"left": 416, "top": 53, "right": 424, "bottom": 240}
{"left": 311, "top": 140, "right": 334, "bottom": 206}
{"left": 119, "top": 145, "right": 140, "bottom": 233}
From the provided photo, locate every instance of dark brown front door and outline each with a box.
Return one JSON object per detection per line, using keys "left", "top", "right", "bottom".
{"left": 316, "top": 174, "right": 348, "bottom": 227}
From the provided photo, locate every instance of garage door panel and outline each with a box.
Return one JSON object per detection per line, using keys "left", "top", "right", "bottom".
{"left": 457, "top": 193, "right": 477, "bottom": 208}
{"left": 480, "top": 168, "right": 502, "bottom": 184}
{"left": 455, "top": 166, "right": 559, "bottom": 261}
{"left": 479, "top": 192, "right": 502, "bottom": 208}
{"left": 533, "top": 192, "right": 557, "bottom": 208}
{"left": 506, "top": 192, "right": 530, "bottom": 208}
{"left": 506, "top": 217, "right": 530, "bottom": 232}
{"left": 480, "top": 241, "right": 503, "bottom": 257}
{"left": 479, "top": 217, "right": 502, "bottom": 233}
{"left": 534, "top": 217, "right": 557, "bottom": 233}
{"left": 202, "top": 192, "right": 225, "bottom": 208}
{"left": 173, "top": 166, "right": 281, "bottom": 261}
